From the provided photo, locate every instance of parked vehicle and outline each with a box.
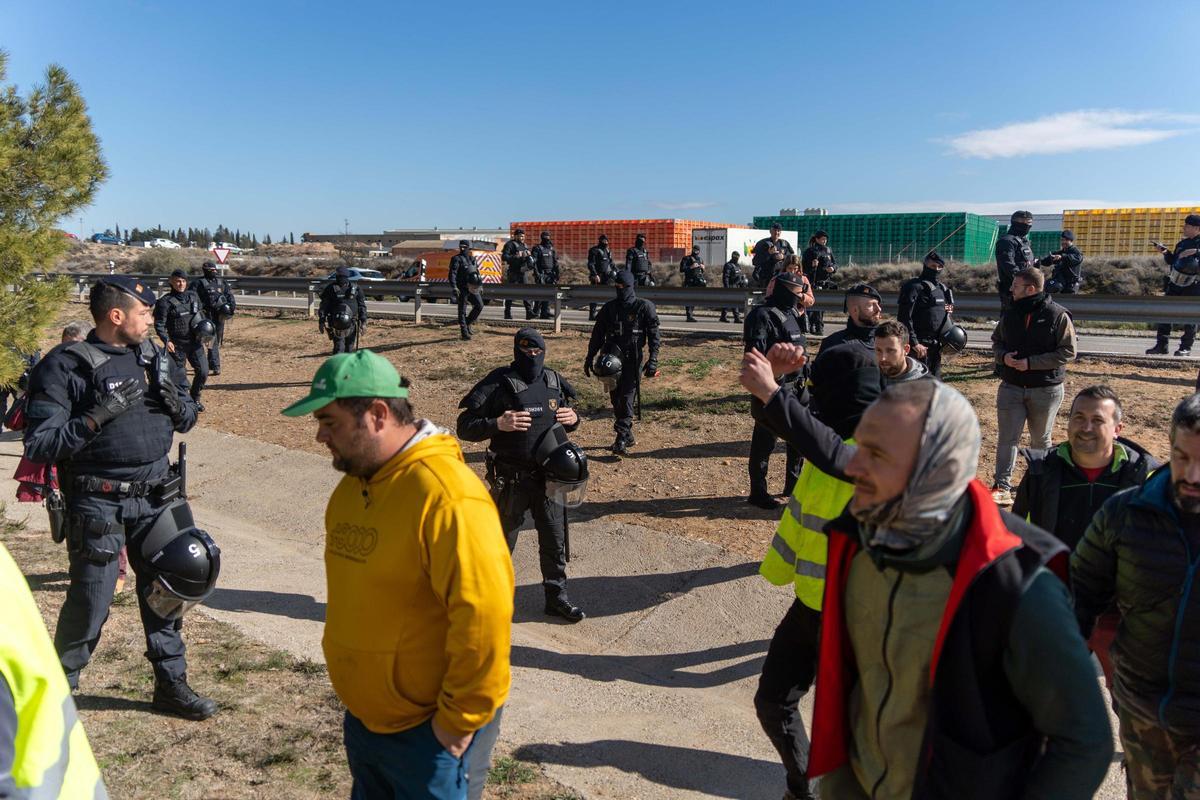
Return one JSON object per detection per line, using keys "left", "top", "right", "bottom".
{"left": 90, "top": 232, "right": 122, "bottom": 245}
{"left": 150, "top": 238, "right": 181, "bottom": 249}
{"left": 325, "top": 267, "right": 387, "bottom": 300}
{"left": 216, "top": 241, "right": 245, "bottom": 254}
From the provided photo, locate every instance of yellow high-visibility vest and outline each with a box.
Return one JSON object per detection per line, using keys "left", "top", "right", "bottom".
{"left": 760, "top": 443, "right": 855, "bottom": 611}
{"left": 0, "top": 542, "right": 108, "bottom": 799}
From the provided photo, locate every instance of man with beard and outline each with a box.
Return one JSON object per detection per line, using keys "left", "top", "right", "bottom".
{"left": 897, "top": 251, "right": 955, "bottom": 377}
{"left": 625, "top": 233, "right": 654, "bottom": 287}
{"left": 457, "top": 329, "right": 586, "bottom": 622}
{"left": 283, "top": 349, "right": 513, "bottom": 800}
{"left": 1014, "top": 385, "right": 1157, "bottom": 695}
{"left": 990, "top": 267, "right": 1077, "bottom": 505}
{"left": 752, "top": 224, "right": 794, "bottom": 288}
{"left": 807, "top": 380, "right": 1112, "bottom": 799}
{"left": 815, "top": 283, "right": 882, "bottom": 357}
{"left": 502, "top": 228, "right": 533, "bottom": 320}
{"left": 585, "top": 270, "right": 661, "bottom": 455}
{"left": 587, "top": 234, "right": 616, "bottom": 321}
{"left": 996, "top": 210, "right": 1036, "bottom": 311}
{"left": 873, "top": 320, "right": 931, "bottom": 385}
{"left": 742, "top": 272, "right": 814, "bottom": 509}
{"left": 1073, "top": 392, "right": 1200, "bottom": 797}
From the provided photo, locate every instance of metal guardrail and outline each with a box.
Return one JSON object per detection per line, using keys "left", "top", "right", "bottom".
{"left": 35, "top": 273, "right": 1200, "bottom": 327}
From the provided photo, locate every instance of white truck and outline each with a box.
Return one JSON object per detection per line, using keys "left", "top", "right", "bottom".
{"left": 690, "top": 227, "right": 800, "bottom": 273}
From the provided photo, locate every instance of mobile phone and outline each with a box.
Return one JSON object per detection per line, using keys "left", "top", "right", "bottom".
{"left": 1151, "top": 240, "right": 1166, "bottom": 249}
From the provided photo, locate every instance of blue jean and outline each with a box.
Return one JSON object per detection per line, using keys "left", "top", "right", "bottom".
{"left": 343, "top": 708, "right": 504, "bottom": 800}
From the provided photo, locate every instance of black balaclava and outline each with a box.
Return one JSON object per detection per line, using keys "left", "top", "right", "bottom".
{"left": 635, "top": 234, "right": 646, "bottom": 250}
{"left": 811, "top": 345, "right": 882, "bottom": 439}
{"left": 1009, "top": 212, "right": 1033, "bottom": 237}
{"left": 921, "top": 251, "right": 945, "bottom": 281}
{"left": 335, "top": 266, "right": 350, "bottom": 287}
{"left": 541, "top": 233, "right": 552, "bottom": 246}
{"left": 615, "top": 269, "right": 636, "bottom": 305}
{"left": 512, "top": 327, "right": 546, "bottom": 382}
{"left": 459, "top": 240, "right": 470, "bottom": 253}
{"left": 202, "top": 261, "right": 217, "bottom": 277}
{"left": 768, "top": 272, "right": 804, "bottom": 310}
{"left": 599, "top": 235, "right": 609, "bottom": 247}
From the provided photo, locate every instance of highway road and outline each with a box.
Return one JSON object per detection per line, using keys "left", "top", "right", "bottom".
{"left": 234, "top": 293, "right": 1197, "bottom": 361}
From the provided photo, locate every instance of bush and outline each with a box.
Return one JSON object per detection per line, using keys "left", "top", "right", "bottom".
{"left": 134, "top": 248, "right": 190, "bottom": 275}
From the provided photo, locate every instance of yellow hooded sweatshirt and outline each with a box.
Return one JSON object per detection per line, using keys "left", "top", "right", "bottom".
{"left": 323, "top": 422, "right": 514, "bottom": 737}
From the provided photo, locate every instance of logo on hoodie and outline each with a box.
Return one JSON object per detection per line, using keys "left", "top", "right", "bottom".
{"left": 328, "top": 523, "right": 379, "bottom": 562}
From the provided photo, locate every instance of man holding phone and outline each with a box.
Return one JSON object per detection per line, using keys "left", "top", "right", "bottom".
{"left": 1147, "top": 214, "right": 1200, "bottom": 356}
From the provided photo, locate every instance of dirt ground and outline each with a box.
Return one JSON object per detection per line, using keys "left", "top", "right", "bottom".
{"left": 42, "top": 305, "right": 1190, "bottom": 561}
{"left": 2, "top": 520, "right": 578, "bottom": 800}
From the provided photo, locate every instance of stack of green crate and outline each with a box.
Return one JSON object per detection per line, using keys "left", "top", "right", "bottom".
{"left": 997, "top": 226, "right": 1065, "bottom": 258}
{"left": 754, "top": 212, "right": 1000, "bottom": 266}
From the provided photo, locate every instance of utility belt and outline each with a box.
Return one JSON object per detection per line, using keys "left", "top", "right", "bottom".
{"left": 1169, "top": 268, "right": 1200, "bottom": 288}
{"left": 485, "top": 451, "right": 541, "bottom": 486}
{"left": 71, "top": 469, "right": 182, "bottom": 501}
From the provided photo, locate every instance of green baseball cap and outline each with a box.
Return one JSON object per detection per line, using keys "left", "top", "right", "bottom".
{"left": 281, "top": 350, "right": 409, "bottom": 417}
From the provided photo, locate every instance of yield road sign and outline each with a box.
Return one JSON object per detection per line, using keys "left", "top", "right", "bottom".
{"left": 212, "top": 247, "right": 231, "bottom": 265}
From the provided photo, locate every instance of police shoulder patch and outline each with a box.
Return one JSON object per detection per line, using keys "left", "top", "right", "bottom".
{"left": 549, "top": 398, "right": 558, "bottom": 410}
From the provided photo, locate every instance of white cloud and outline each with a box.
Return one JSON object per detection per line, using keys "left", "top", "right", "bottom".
{"left": 945, "top": 110, "right": 1200, "bottom": 158}
{"left": 653, "top": 200, "right": 716, "bottom": 211}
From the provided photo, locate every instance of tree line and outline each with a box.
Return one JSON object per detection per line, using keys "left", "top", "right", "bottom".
{"left": 110, "top": 225, "right": 297, "bottom": 248}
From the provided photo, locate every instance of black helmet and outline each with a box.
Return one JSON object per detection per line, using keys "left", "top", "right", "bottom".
{"left": 593, "top": 352, "right": 622, "bottom": 378}
{"left": 216, "top": 301, "right": 234, "bottom": 319}
{"left": 138, "top": 500, "right": 220, "bottom": 620}
{"left": 193, "top": 318, "right": 217, "bottom": 345}
{"left": 534, "top": 425, "right": 589, "bottom": 508}
{"left": 330, "top": 304, "right": 355, "bottom": 335}
{"left": 941, "top": 324, "right": 968, "bottom": 353}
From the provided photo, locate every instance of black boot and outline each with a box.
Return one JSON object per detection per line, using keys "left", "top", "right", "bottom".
{"left": 734, "top": 312, "right": 742, "bottom": 323}
{"left": 193, "top": 398, "right": 205, "bottom": 412}
{"left": 612, "top": 435, "right": 628, "bottom": 455}
{"left": 747, "top": 493, "right": 783, "bottom": 510}
{"left": 719, "top": 312, "right": 728, "bottom": 322}
{"left": 545, "top": 594, "right": 585, "bottom": 623}
{"left": 1146, "top": 343, "right": 1169, "bottom": 355}
{"left": 153, "top": 677, "right": 218, "bottom": 721}
{"left": 461, "top": 328, "right": 471, "bottom": 341}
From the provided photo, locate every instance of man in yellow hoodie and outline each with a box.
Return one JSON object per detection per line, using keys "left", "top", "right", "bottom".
{"left": 282, "top": 350, "right": 514, "bottom": 800}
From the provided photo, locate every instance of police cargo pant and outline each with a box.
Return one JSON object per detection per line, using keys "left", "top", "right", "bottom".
{"left": 492, "top": 473, "right": 568, "bottom": 600}
{"left": 610, "top": 363, "right": 640, "bottom": 440}
{"left": 207, "top": 317, "right": 225, "bottom": 372}
{"left": 171, "top": 341, "right": 208, "bottom": 400}
{"left": 503, "top": 271, "right": 527, "bottom": 319}
{"left": 331, "top": 327, "right": 359, "bottom": 354}
{"left": 917, "top": 340, "right": 943, "bottom": 378}
{"left": 755, "top": 599, "right": 821, "bottom": 797}
{"left": 1156, "top": 281, "right": 1200, "bottom": 350}
{"left": 589, "top": 275, "right": 612, "bottom": 319}
{"left": 458, "top": 290, "right": 483, "bottom": 332}
{"left": 55, "top": 490, "right": 188, "bottom": 689}
{"left": 749, "top": 421, "right": 802, "bottom": 499}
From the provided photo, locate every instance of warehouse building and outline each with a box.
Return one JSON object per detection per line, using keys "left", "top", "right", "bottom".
{"left": 509, "top": 219, "right": 746, "bottom": 262}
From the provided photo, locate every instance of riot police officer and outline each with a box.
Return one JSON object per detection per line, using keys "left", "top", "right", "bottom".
{"left": 450, "top": 240, "right": 484, "bottom": 340}
{"left": 996, "top": 210, "right": 1035, "bottom": 310}
{"left": 24, "top": 277, "right": 219, "bottom": 719}
{"left": 501, "top": 228, "right": 534, "bottom": 320}
{"left": 800, "top": 230, "right": 837, "bottom": 334}
{"left": 680, "top": 245, "right": 707, "bottom": 322}
{"left": 153, "top": 269, "right": 210, "bottom": 411}
{"left": 189, "top": 260, "right": 236, "bottom": 375}
{"left": 897, "top": 251, "right": 955, "bottom": 378}
{"left": 587, "top": 234, "right": 616, "bottom": 321}
{"left": 625, "top": 233, "right": 655, "bottom": 286}
{"left": 530, "top": 232, "right": 559, "bottom": 320}
{"left": 318, "top": 266, "right": 367, "bottom": 354}
{"left": 721, "top": 250, "right": 749, "bottom": 324}
{"left": 457, "top": 328, "right": 586, "bottom": 622}
{"left": 752, "top": 224, "right": 794, "bottom": 288}
{"left": 743, "top": 272, "right": 813, "bottom": 509}
{"left": 584, "top": 269, "right": 661, "bottom": 455}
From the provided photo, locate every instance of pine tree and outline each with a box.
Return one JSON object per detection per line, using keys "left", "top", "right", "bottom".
{"left": 290, "top": 232, "right": 295, "bottom": 245}
{"left": 115, "top": 223, "right": 121, "bottom": 239}
{"left": 0, "top": 51, "right": 107, "bottom": 384}
{"left": 264, "top": 234, "right": 272, "bottom": 245}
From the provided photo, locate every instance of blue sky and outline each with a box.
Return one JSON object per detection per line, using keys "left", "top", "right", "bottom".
{"left": 6, "top": 0, "right": 1197, "bottom": 237}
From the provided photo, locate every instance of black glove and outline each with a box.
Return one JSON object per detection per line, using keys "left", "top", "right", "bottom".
{"left": 643, "top": 361, "right": 658, "bottom": 378}
{"left": 583, "top": 359, "right": 593, "bottom": 378}
{"left": 85, "top": 378, "right": 143, "bottom": 428}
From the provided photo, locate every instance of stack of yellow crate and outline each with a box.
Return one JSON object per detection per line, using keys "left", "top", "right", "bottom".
{"left": 1062, "top": 207, "right": 1200, "bottom": 255}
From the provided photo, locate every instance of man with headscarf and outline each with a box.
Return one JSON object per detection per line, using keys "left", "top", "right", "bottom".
{"left": 897, "top": 251, "right": 954, "bottom": 377}
{"left": 625, "top": 233, "right": 654, "bottom": 287}
{"left": 530, "top": 232, "right": 558, "bottom": 320}
{"left": 584, "top": 270, "right": 661, "bottom": 455}
{"left": 742, "top": 272, "right": 814, "bottom": 509}
{"left": 801, "top": 380, "right": 1111, "bottom": 799}
{"left": 457, "top": 328, "right": 586, "bottom": 622}
{"left": 740, "top": 342, "right": 881, "bottom": 800}
{"left": 996, "top": 210, "right": 1036, "bottom": 311}
{"left": 189, "top": 260, "right": 235, "bottom": 375}
{"left": 1072, "top": 392, "right": 1200, "bottom": 796}
{"left": 587, "top": 234, "right": 616, "bottom": 321}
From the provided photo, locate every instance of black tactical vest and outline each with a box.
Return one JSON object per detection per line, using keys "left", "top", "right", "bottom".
{"left": 533, "top": 245, "right": 555, "bottom": 273}
{"left": 196, "top": 277, "right": 229, "bottom": 308}
{"left": 628, "top": 248, "right": 651, "bottom": 274}
{"left": 606, "top": 301, "right": 651, "bottom": 354}
{"left": 163, "top": 293, "right": 201, "bottom": 341}
{"left": 489, "top": 370, "right": 564, "bottom": 467}
{"left": 765, "top": 306, "right": 807, "bottom": 383}
{"left": 63, "top": 341, "right": 176, "bottom": 468}
{"left": 908, "top": 279, "right": 951, "bottom": 340}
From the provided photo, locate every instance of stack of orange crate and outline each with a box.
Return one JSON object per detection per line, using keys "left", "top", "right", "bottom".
{"left": 510, "top": 218, "right": 747, "bottom": 263}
